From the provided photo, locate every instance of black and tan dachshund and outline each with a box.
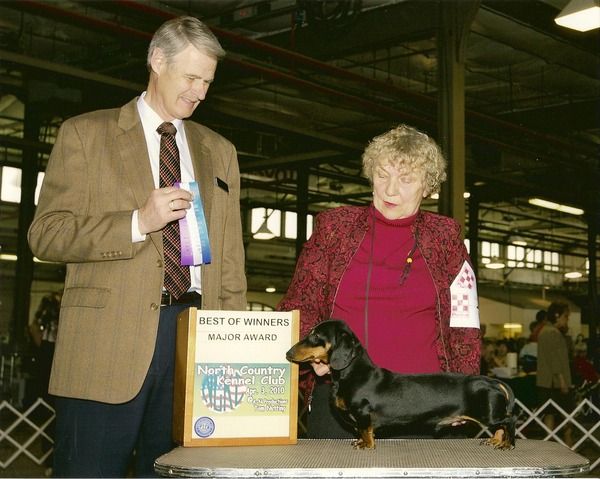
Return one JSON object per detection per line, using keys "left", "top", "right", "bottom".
{"left": 286, "top": 319, "right": 516, "bottom": 450}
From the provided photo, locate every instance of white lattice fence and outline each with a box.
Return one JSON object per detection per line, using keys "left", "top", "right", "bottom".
{"left": 477, "top": 397, "right": 600, "bottom": 471}
{"left": 0, "top": 398, "right": 55, "bottom": 469}
{"left": 1, "top": 397, "right": 599, "bottom": 472}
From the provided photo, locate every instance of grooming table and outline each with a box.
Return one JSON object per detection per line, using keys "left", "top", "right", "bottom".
{"left": 155, "top": 438, "right": 590, "bottom": 477}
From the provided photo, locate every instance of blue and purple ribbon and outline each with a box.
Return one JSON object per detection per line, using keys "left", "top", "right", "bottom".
{"left": 175, "top": 181, "right": 211, "bottom": 265}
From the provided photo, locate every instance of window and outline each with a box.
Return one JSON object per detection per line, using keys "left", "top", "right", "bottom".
{"left": 507, "top": 244, "right": 560, "bottom": 271}
{"left": 480, "top": 240, "right": 500, "bottom": 265}
{"left": 247, "top": 302, "right": 274, "bottom": 311}
{"left": 543, "top": 251, "right": 560, "bottom": 272}
{"left": 250, "top": 207, "right": 313, "bottom": 240}
{"left": 0, "top": 166, "right": 44, "bottom": 204}
{"left": 284, "top": 211, "right": 297, "bottom": 238}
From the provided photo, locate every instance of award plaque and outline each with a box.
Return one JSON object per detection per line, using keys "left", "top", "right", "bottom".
{"left": 173, "top": 308, "right": 299, "bottom": 446}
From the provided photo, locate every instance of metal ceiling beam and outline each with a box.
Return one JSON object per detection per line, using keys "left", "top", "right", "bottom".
{"left": 240, "top": 149, "right": 344, "bottom": 172}
{"left": 480, "top": 0, "right": 600, "bottom": 58}
{"left": 1, "top": 46, "right": 594, "bottom": 209}
{"left": 15, "top": 0, "right": 594, "bottom": 162}
{"left": 0, "top": 50, "right": 144, "bottom": 92}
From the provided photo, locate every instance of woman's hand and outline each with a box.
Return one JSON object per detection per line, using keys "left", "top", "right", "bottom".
{"left": 311, "top": 359, "right": 331, "bottom": 376}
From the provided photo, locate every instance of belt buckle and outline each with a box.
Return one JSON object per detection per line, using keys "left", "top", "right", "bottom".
{"left": 162, "top": 292, "right": 173, "bottom": 306}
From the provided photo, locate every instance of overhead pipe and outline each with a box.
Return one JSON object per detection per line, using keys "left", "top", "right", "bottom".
{"left": 11, "top": 0, "right": 598, "bottom": 161}
{"left": 0, "top": 44, "right": 586, "bottom": 177}
{"left": 113, "top": 0, "right": 597, "bottom": 158}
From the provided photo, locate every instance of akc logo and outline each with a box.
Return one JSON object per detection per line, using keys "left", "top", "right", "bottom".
{"left": 194, "top": 416, "right": 215, "bottom": 438}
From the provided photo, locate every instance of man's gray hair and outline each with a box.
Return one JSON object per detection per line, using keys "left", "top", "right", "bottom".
{"left": 147, "top": 16, "right": 225, "bottom": 70}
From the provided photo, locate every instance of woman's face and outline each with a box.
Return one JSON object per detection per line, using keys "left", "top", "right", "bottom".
{"left": 372, "top": 163, "right": 428, "bottom": 220}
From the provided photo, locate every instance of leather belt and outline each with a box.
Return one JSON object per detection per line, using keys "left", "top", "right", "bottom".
{"left": 161, "top": 291, "right": 202, "bottom": 306}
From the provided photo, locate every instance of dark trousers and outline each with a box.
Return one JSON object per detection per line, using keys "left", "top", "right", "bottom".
{"left": 53, "top": 302, "right": 194, "bottom": 478}
{"left": 307, "top": 381, "right": 354, "bottom": 439}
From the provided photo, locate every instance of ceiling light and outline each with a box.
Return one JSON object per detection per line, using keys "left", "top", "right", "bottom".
{"left": 485, "top": 257, "right": 505, "bottom": 269}
{"left": 528, "top": 198, "right": 584, "bottom": 215}
{"left": 564, "top": 271, "right": 583, "bottom": 279}
{"left": 503, "top": 323, "right": 523, "bottom": 330}
{"left": 555, "top": 0, "right": 600, "bottom": 32}
{"left": 253, "top": 216, "right": 275, "bottom": 240}
{"left": 509, "top": 235, "right": 527, "bottom": 247}
{"left": 265, "top": 286, "right": 276, "bottom": 293}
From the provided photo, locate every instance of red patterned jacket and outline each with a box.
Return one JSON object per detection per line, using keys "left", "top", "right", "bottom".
{"left": 277, "top": 205, "right": 481, "bottom": 405}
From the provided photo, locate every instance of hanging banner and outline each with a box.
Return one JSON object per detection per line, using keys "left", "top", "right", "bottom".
{"left": 173, "top": 308, "right": 299, "bottom": 447}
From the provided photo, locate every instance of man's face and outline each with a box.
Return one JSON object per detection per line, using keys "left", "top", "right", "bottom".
{"left": 148, "top": 44, "right": 217, "bottom": 121}
{"left": 556, "top": 309, "right": 570, "bottom": 334}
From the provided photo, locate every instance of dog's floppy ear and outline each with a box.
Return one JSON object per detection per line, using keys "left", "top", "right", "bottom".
{"left": 329, "top": 329, "right": 357, "bottom": 370}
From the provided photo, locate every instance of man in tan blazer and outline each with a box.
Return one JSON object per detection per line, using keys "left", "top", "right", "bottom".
{"left": 28, "top": 16, "right": 246, "bottom": 477}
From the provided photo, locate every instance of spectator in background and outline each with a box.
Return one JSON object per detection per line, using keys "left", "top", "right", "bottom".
{"left": 529, "top": 309, "right": 548, "bottom": 342}
{"left": 28, "top": 292, "right": 61, "bottom": 399}
{"left": 28, "top": 291, "right": 61, "bottom": 474}
{"left": 493, "top": 339, "right": 510, "bottom": 368}
{"left": 572, "top": 339, "right": 600, "bottom": 407}
{"left": 536, "top": 301, "right": 573, "bottom": 447}
{"left": 519, "top": 313, "right": 545, "bottom": 373}
{"left": 572, "top": 339, "right": 599, "bottom": 385}
{"left": 480, "top": 339, "right": 496, "bottom": 376}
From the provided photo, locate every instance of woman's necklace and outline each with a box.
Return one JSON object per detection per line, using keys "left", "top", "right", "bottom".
{"left": 399, "top": 238, "right": 418, "bottom": 285}
{"left": 363, "top": 209, "right": 419, "bottom": 347}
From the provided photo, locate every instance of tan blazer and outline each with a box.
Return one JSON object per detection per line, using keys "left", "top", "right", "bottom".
{"left": 28, "top": 99, "right": 247, "bottom": 403}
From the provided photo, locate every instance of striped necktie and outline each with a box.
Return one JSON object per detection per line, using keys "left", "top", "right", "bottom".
{"left": 157, "top": 122, "right": 191, "bottom": 299}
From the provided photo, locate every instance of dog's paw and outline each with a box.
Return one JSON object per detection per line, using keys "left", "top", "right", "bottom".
{"left": 494, "top": 441, "right": 515, "bottom": 451}
{"left": 480, "top": 437, "right": 515, "bottom": 450}
{"left": 351, "top": 438, "right": 375, "bottom": 450}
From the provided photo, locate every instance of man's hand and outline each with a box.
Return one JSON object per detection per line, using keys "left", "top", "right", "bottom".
{"left": 138, "top": 186, "right": 192, "bottom": 234}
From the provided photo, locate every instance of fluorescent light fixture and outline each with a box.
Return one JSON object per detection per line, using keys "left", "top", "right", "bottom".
{"left": 429, "top": 192, "right": 470, "bottom": 199}
{"left": 555, "top": 0, "right": 600, "bottom": 32}
{"left": 564, "top": 271, "right": 583, "bottom": 279}
{"left": 503, "top": 323, "right": 523, "bottom": 330}
{"left": 485, "top": 257, "right": 505, "bottom": 269}
{"left": 528, "top": 198, "right": 584, "bottom": 215}
{"left": 509, "top": 235, "right": 527, "bottom": 247}
{"left": 0, "top": 254, "right": 57, "bottom": 263}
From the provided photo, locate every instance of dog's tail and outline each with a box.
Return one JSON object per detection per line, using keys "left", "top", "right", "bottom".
{"left": 494, "top": 378, "right": 516, "bottom": 416}
{"left": 498, "top": 380, "right": 517, "bottom": 448}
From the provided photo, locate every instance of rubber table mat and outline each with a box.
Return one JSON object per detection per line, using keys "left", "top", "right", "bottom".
{"left": 155, "top": 438, "right": 590, "bottom": 477}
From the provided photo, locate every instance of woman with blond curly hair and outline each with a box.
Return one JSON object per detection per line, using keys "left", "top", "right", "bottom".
{"left": 278, "top": 124, "right": 481, "bottom": 438}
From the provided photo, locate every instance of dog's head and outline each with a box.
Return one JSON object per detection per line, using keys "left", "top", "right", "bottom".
{"left": 286, "top": 319, "right": 360, "bottom": 370}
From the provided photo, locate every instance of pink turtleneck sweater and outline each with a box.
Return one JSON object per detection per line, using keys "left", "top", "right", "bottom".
{"left": 331, "top": 206, "right": 440, "bottom": 374}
